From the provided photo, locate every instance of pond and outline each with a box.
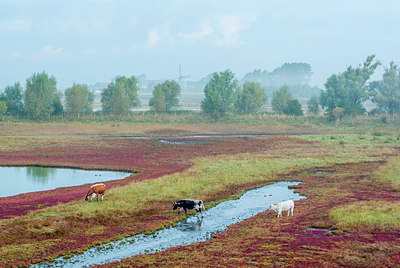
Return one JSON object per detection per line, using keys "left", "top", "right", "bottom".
{"left": 34, "top": 181, "right": 305, "bottom": 267}
{"left": 0, "top": 167, "right": 131, "bottom": 198}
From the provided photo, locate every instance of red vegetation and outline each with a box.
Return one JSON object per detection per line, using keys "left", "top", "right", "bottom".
{"left": 99, "top": 162, "right": 400, "bottom": 267}
{"left": 0, "top": 136, "right": 287, "bottom": 220}
{"left": 1, "top": 137, "right": 399, "bottom": 267}
{"left": 0, "top": 138, "right": 243, "bottom": 218}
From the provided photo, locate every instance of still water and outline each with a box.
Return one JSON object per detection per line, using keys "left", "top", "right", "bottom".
{"left": 0, "top": 167, "right": 131, "bottom": 198}
{"left": 34, "top": 181, "right": 305, "bottom": 267}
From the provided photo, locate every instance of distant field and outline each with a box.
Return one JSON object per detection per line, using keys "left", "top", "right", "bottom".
{"left": 0, "top": 114, "right": 399, "bottom": 137}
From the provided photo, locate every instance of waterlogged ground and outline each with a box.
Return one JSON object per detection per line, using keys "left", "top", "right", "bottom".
{"left": 0, "top": 133, "right": 399, "bottom": 267}
{"left": 0, "top": 136, "right": 278, "bottom": 219}
{"left": 101, "top": 162, "right": 400, "bottom": 267}
{"left": 36, "top": 182, "right": 304, "bottom": 267}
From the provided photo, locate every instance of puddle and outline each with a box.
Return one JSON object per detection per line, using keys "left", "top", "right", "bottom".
{"left": 306, "top": 227, "right": 333, "bottom": 237}
{"left": 307, "top": 227, "right": 333, "bottom": 233}
{"left": 158, "top": 139, "right": 219, "bottom": 145}
{"left": 179, "top": 134, "right": 271, "bottom": 138}
{"left": 33, "top": 181, "right": 305, "bottom": 267}
{"left": 0, "top": 167, "right": 131, "bottom": 198}
{"left": 308, "top": 170, "right": 333, "bottom": 174}
{"left": 92, "top": 134, "right": 271, "bottom": 139}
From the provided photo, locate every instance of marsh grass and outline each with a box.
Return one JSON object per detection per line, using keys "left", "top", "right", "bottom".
{"left": 1, "top": 114, "right": 400, "bottom": 137}
{"left": 374, "top": 156, "right": 400, "bottom": 188}
{"left": 330, "top": 201, "right": 400, "bottom": 227}
{"left": 330, "top": 155, "right": 400, "bottom": 228}
{"left": 296, "top": 134, "right": 398, "bottom": 164}
{"left": 31, "top": 150, "right": 377, "bottom": 220}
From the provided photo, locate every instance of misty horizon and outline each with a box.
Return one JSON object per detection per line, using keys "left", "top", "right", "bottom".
{"left": 1, "top": 1, "right": 399, "bottom": 90}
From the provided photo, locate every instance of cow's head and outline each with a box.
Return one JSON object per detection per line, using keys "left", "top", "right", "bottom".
{"left": 269, "top": 204, "right": 277, "bottom": 211}
{"left": 84, "top": 195, "right": 89, "bottom": 201}
{"left": 173, "top": 201, "right": 178, "bottom": 210}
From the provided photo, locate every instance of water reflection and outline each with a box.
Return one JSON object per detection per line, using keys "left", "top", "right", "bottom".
{"left": 26, "top": 167, "right": 56, "bottom": 184}
{"left": 0, "top": 167, "right": 131, "bottom": 198}
{"left": 177, "top": 217, "right": 204, "bottom": 232}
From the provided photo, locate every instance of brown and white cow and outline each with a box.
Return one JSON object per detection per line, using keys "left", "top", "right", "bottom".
{"left": 84, "top": 183, "right": 106, "bottom": 202}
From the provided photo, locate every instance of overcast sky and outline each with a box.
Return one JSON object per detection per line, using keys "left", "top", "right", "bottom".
{"left": 0, "top": 0, "right": 399, "bottom": 89}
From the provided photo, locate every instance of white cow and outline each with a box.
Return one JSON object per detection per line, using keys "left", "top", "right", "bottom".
{"left": 269, "top": 200, "right": 294, "bottom": 218}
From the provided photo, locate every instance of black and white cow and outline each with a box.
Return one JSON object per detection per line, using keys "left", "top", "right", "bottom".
{"left": 173, "top": 199, "right": 205, "bottom": 216}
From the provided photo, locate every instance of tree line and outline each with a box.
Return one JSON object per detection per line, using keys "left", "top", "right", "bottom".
{"left": 0, "top": 54, "right": 399, "bottom": 120}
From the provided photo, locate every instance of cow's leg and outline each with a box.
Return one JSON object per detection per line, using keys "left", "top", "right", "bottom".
{"left": 101, "top": 194, "right": 104, "bottom": 201}
{"left": 196, "top": 209, "right": 201, "bottom": 217}
{"left": 287, "top": 210, "right": 290, "bottom": 217}
{"left": 291, "top": 207, "right": 294, "bottom": 216}
{"left": 184, "top": 208, "right": 188, "bottom": 215}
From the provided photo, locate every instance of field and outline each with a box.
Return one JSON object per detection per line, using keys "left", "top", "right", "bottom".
{"left": 0, "top": 115, "right": 399, "bottom": 267}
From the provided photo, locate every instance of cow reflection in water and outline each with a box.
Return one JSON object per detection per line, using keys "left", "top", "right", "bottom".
{"left": 177, "top": 217, "right": 204, "bottom": 232}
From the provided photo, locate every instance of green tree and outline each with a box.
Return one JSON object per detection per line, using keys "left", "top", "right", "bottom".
{"left": 235, "top": 81, "right": 267, "bottom": 114}
{"left": 0, "top": 101, "right": 7, "bottom": 120}
{"left": 201, "top": 70, "right": 238, "bottom": 119}
{"left": 24, "top": 72, "right": 63, "bottom": 120}
{"left": 53, "top": 92, "right": 64, "bottom": 116}
{"left": 320, "top": 55, "right": 380, "bottom": 116}
{"left": 65, "top": 83, "right": 94, "bottom": 117}
{"left": 0, "top": 82, "right": 24, "bottom": 116}
{"left": 272, "top": 85, "right": 303, "bottom": 115}
{"left": 369, "top": 62, "right": 400, "bottom": 114}
{"left": 307, "top": 95, "right": 320, "bottom": 115}
{"left": 149, "top": 80, "right": 181, "bottom": 112}
{"left": 101, "top": 76, "right": 140, "bottom": 116}
{"left": 284, "top": 99, "right": 303, "bottom": 116}
{"left": 271, "top": 85, "right": 292, "bottom": 114}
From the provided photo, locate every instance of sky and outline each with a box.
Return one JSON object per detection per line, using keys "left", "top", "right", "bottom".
{"left": 0, "top": 0, "right": 399, "bottom": 89}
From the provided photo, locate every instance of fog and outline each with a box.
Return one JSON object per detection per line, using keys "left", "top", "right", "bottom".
{"left": 0, "top": 0, "right": 399, "bottom": 90}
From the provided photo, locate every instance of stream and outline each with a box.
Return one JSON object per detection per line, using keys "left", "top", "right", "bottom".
{"left": 34, "top": 181, "right": 305, "bottom": 267}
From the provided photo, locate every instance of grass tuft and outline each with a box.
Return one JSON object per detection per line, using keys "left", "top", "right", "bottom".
{"left": 330, "top": 201, "right": 400, "bottom": 227}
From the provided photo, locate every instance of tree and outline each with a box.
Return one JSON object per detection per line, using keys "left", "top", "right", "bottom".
{"left": 0, "top": 82, "right": 24, "bottom": 116}
{"left": 0, "top": 101, "right": 7, "bottom": 120}
{"left": 242, "top": 63, "right": 319, "bottom": 99}
{"left": 235, "top": 81, "right": 267, "bottom": 114}
{"left": 65, "top": 83, "right": 94, "bottom": 117}
{"left": 307, "top": 95, "right": 320, "bottom": 115}
{"left": 284, "top": 99, "right": 303, "bottom": 116}
{"left": 369, "top": 61, "right": 400, "bottom": 115}
{"left": 201, "top": 70, "right": 239, "bottom": 119}
{"left": 320, "top": 55, "right": 380, "bottom": 116}
{"left": 101, "top": 76, "right": 140, "bottom": 116}
{"left": 271, "top": 85, "right": 292, "bottom": 114}
{"left": 24, "top": 72, "right": 63, "bottom": 120}
{"left": 53, "top": 92, "right": 64, "bottom": 116}
{"left": 149, "top": 80, "right": 181, "bottom": 112}
{"left": 272, "top": 85, "right": 303, "bottom": 116}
